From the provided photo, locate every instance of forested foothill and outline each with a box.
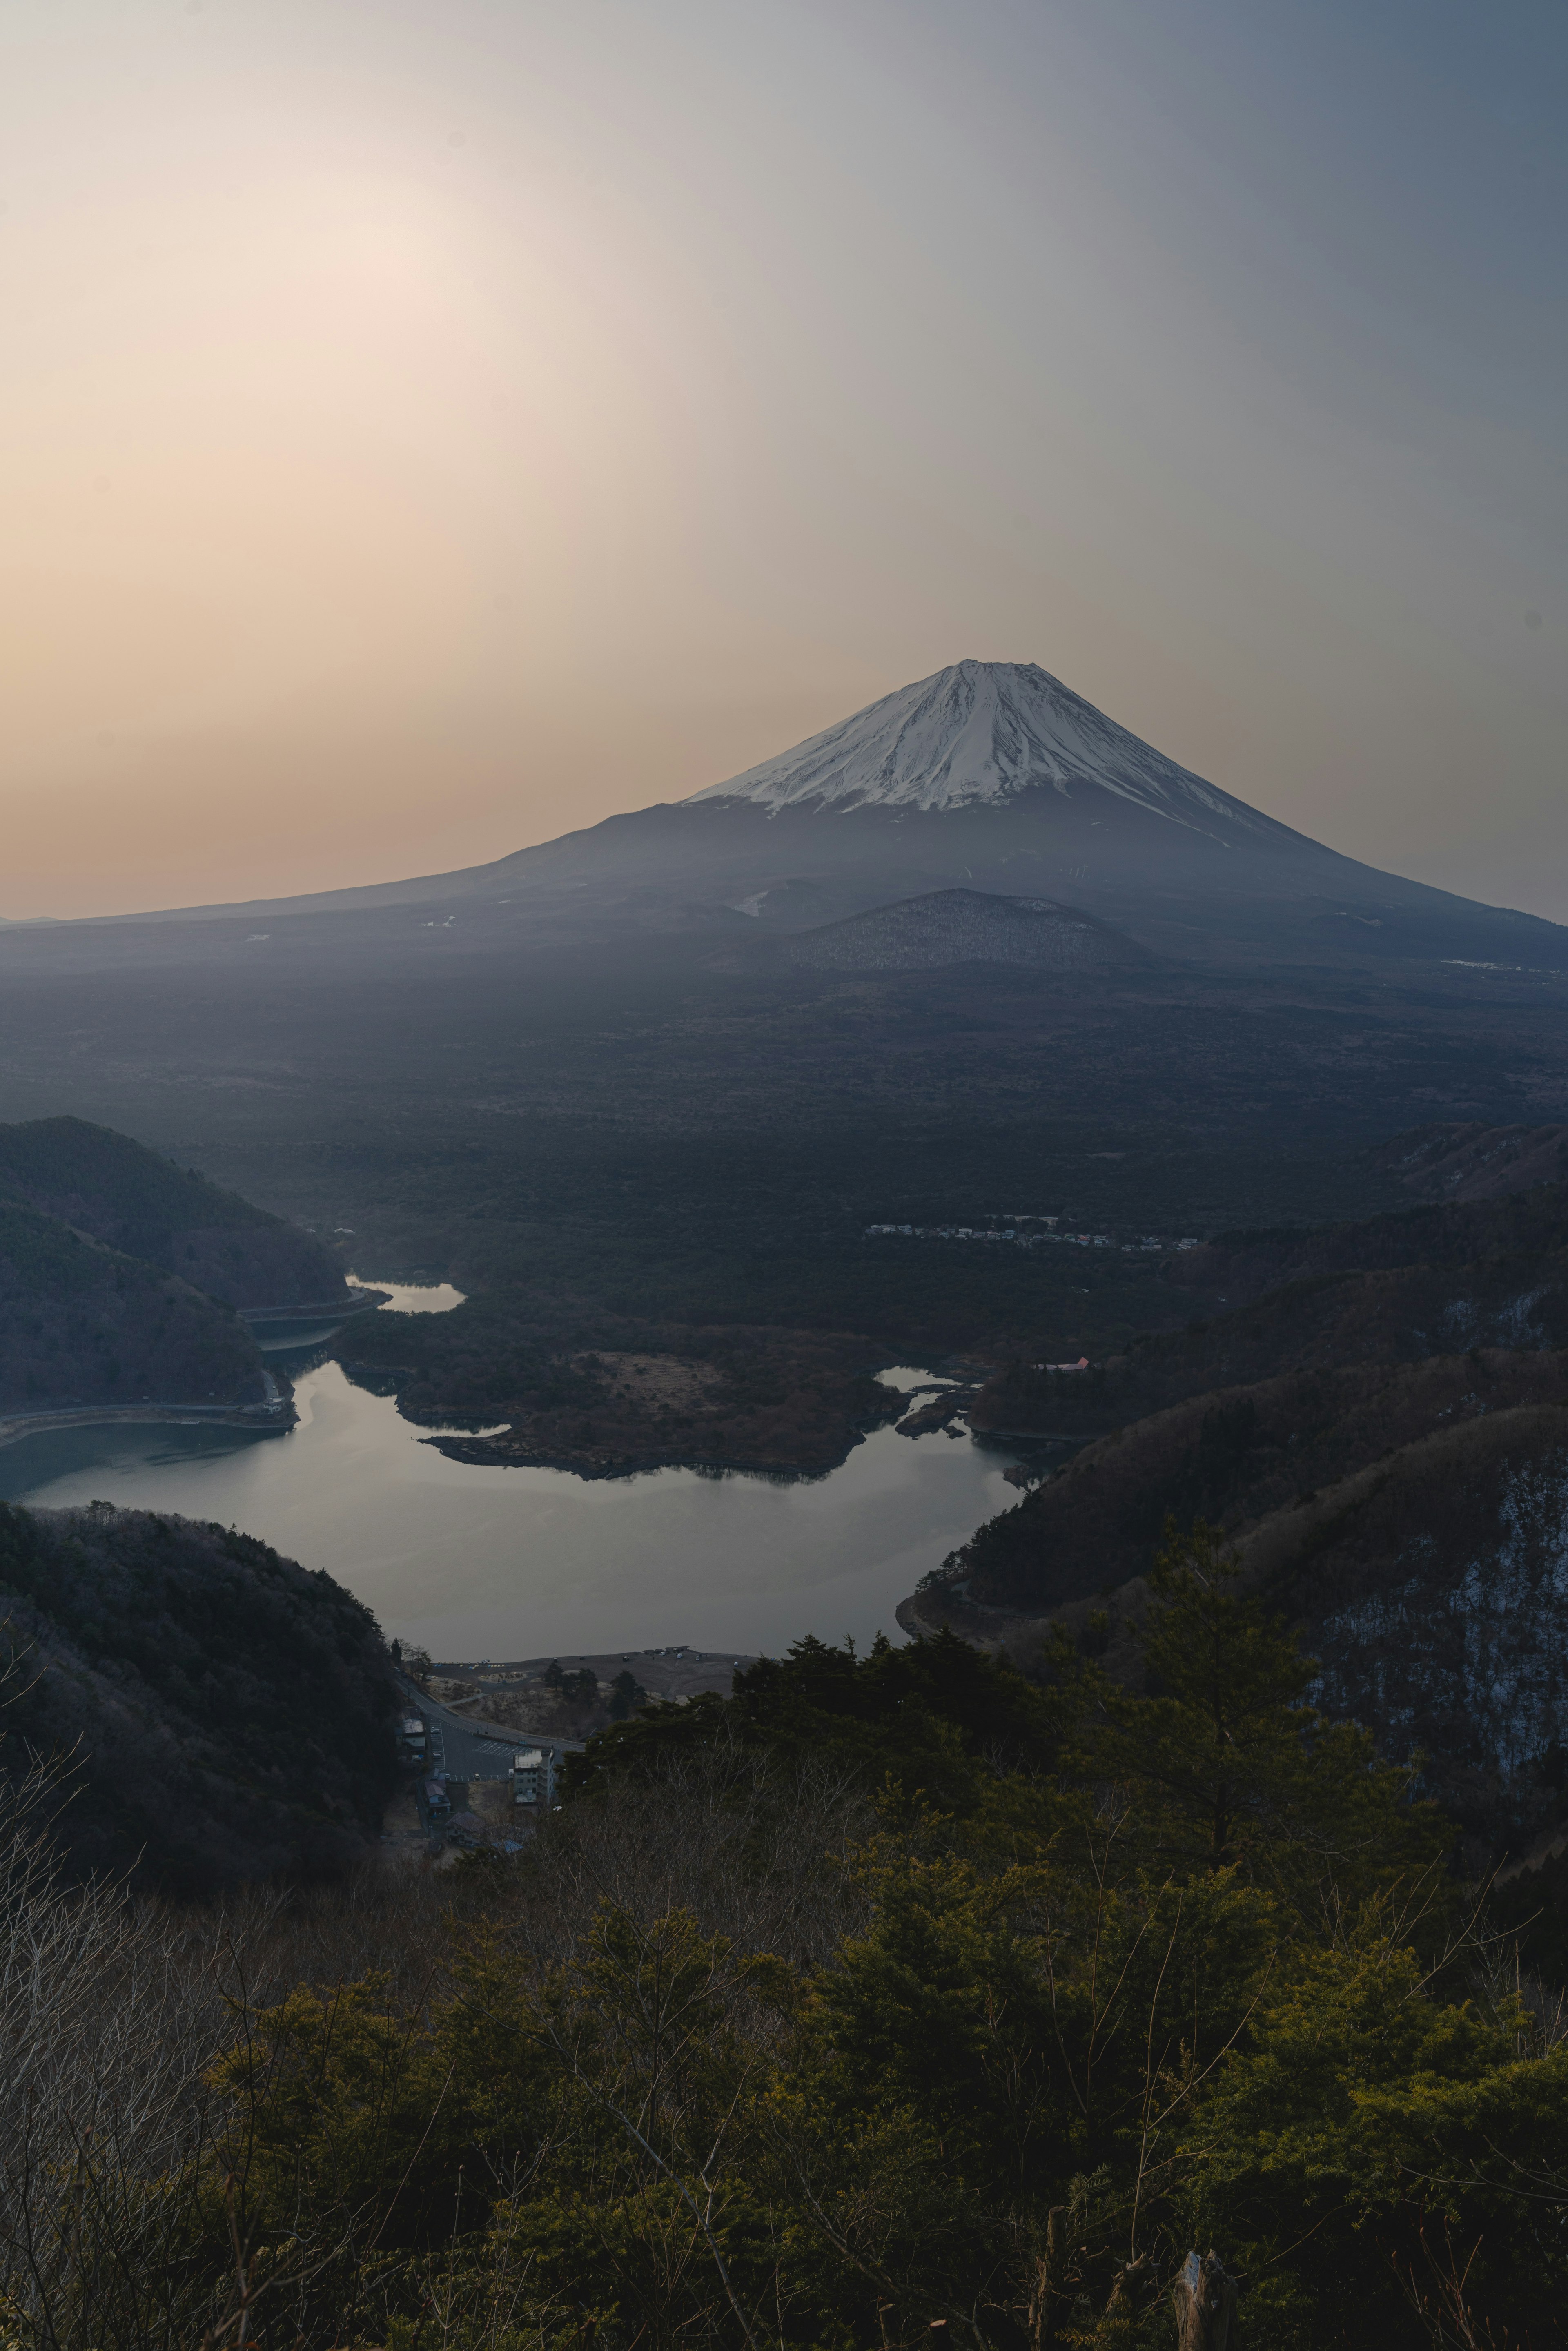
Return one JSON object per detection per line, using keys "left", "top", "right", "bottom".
{"left": 964, "top": 1152, "right": 1568, "bottom": 1455}
{"left": 0, "top": 1197, "right": 268, "bottom": 1418}
{"left": 5, "top": 1553, "right": 1568, "bottom": 2349}
{"left": 0, "top": 1498, "right": 397, "bottom": 1892}
{"left": 345, "top": 1310, "right": 910, "bottom": 1477}
{"left": 0, "top": 1117, "right": 347, "bottom": 1311}
{"left": 0, "top": 1118, "right": 347, "bottom": 1418}
{"left": 919, "top": 1163, "right": 1568, "bottom": 1948}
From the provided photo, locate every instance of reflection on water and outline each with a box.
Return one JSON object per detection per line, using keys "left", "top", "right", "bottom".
{"left": 256, "top": 1318, "right": 356, "bottom": 1355}
{"left": 347, "top": 1275, "right": 467, "bottom": 1315}
{"left": 2, "top": 1363, "right": 1022, "bottom": 1659}
{"left": 253, "top": 1275, "right": 465, "bottom": 1354}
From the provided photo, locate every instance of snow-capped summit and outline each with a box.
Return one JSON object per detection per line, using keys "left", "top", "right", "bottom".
{"left": 109, "top": 652, "right": 1561, "bottom": 982}
{"left": 687, "top": 659, "right": 1272, "bottom": 837}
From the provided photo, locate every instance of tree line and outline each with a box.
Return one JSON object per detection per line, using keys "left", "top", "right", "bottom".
{"left": 3, "top": 1530, "right": 1566, "bottom": 2347}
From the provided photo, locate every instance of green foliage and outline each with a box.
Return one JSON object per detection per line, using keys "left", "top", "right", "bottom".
{"left": 565, "top": 1626, "right": 1060, "bottom": 1813}
{"left": 608, "top": 1669, "right": 646, "bottom": 1721}
{"left": 16, "top": 1547, "right": 1567, "bottom": 2348}
{"left": 1064, "top": 1523, "right": 1448, "bottom": 1904}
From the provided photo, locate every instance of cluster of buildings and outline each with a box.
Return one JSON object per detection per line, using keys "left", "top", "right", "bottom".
{"left": 411, "top": 1747, "right": 557, "bottom": 1838}
{"left": 864, "top": 1222, "right": 1200, "bottom": 1253}
{"left": 398, "top": 1709, "right": 559, "bottom": 1845}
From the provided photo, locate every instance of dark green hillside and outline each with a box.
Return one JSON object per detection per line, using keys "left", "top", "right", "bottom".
{"left": 918, "top": 1165, "right": 1568, "bottom": 1874}
{"left": 971, "top": 1178, "right": 1568, "bottom": 1446}
{"left": 0, "top": 1197, "right": 267, "bottom": 1413}
{"left": 1166, "top": 1171, "right": 1568, "bottom": 1306}
{"left": 0, "top": 1115, "right": 347, "bottom": 1308}
{"left": 0, "top": 1498, "right": 397, "bottom": 1891}
{"left": 969, "top": 1413, "right": 1568, "bottom": 1874}
{"left": 951, "top": 1348, "right": 1568, "bottom": 1616}
{"left": 563, "top": 1623, "right": 1060, "bottom": 1801}
{"left": 4, "top": 1556, "right": 1567, "bottom": 2350}
{"left": 1236, "top": 1413, "right": 1568, "bottom": 1852}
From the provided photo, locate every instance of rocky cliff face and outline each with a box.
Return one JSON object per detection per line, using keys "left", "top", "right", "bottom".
{"left": 1248, "top": 1415, "right": 1568, "bottom": 1856}
{"left": 913, "top": 1168, "right": 1568, "bottom": 1861}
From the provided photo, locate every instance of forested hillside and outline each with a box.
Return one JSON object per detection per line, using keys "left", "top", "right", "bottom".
{"left": 0, "top": 1499, "right": 397, "bottom": 1890}
{"left": 1376, "top": 1119, "right": 1568, "bottom": 1203}
{"left": 6, "top": 1569, "right": 1566, "bottom": 2350}
{"left": 955, "top": 1348, "right": 1568, "bottom": 1610}
{"left": 0, "top": 1116, "right": 355, "bottom": 1415}
{"left": 0, "top": 1116, "right": 348, "bottom": 1308}
{"left": 918, "top": 1168, "right": 1568, "bottom": 1879}
{"left": 969, "top": 1172, "right": 1568, "bottom": 1452}
{"left": 0, "top": 1198, "right": 267, "bottom": 1414}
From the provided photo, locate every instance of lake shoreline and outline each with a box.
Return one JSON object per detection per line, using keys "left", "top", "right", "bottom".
{"left": 2, "top": 1358, "right": 1029, "bottom": 1659}
{"left": 0, "top": 1398, "right": 294, "bottom": 1451}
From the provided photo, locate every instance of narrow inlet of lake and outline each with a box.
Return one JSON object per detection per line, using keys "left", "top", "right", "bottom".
{"left": 1, "top": 1360, "right": 1027, "bottom": 1658}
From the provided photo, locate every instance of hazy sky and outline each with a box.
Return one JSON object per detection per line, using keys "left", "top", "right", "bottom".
{"left": 4, "top": 0, "right": 1564, "bottom": 920}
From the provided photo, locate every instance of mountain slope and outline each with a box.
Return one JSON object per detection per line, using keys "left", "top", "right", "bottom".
{"left": 904, "top": 1172, "right": 1568, "bottom": 1854}
{"left": 0, "top": 1499, "right": 396, "bottom": 1890}
{"left": 688, "top": 658, "right": 1290, "bottom": 832}
{"left": 0, "top": 1118, "right": 348, "bottom": 1308}
{"left": 958, "top": 1178, "right": 1568, "bottom": 1456}
{"left": 0, "top": 1198, "right": 268, "bottom": 1415}
{"left": 932, "top": 1400, "right": 1568, "bottom": 1863}
{"left": 0, "top": 1119, "right": 353, "bottom": 1415}
{"left": 40, "top": 659, "right": 1566, "bottom": 976}
{"left": 1375, "top": 1121, "right": 1568, "bottom": 1203}
{"left": 784, "top": 887, "right": 1154, "bottom": 973}
{"left": 942, "top": 1346, "right": 1568, "bottom": 1619}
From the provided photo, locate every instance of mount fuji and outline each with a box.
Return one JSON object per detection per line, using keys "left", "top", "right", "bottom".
{"left": 688, "top": 658, "right": 1281, "bottom": 833}
{"left": 62, "top": 658, "right": 1568, "bottom": 972}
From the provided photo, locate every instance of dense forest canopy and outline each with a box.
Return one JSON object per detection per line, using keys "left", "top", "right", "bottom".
{"left": 0, "top": 1117, "right": 351, "bottom": 1415}
{"left": 0, "top": 1499, "right": 398, "bottom": 1891}
{"left": 0, "top": 1198, "right": 267, "bottom": 1415}
{"left": 5, "top": 1532, "right": 1566, "bottom": 2349}
{"left": 0, "top": 1116, "right": 347, "bottom": 1309}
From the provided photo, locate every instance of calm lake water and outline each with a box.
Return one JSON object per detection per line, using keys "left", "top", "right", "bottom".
{"left": 2, "top": 1307, "right": 1026, "bottom": 1656}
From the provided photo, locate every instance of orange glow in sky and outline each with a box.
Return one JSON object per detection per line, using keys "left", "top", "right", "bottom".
{"left": 2, "top": 1, "right": 1563, "bottom": 920}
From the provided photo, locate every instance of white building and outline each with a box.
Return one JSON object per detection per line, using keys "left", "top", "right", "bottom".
{"left": 512, "top": 1748, "right": 556, "bottom": 1809}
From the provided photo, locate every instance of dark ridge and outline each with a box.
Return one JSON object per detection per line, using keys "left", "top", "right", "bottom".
{"left": 0, "top": 1115, "right": 348, "bottom": 1308}
{"left": 784, "top": 887, "right": 1153, "bottom": 973}
{"left": 0, "top": 1499, "right": 397, "bottom": 1894}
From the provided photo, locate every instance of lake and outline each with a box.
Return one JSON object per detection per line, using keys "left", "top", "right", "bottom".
{"left": 1, "top": 1308, "right": 1027, "bottom": 1656}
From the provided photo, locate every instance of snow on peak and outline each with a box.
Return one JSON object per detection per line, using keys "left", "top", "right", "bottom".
{"left": 687, "top": 659, "right": 1267, "bottom": 831}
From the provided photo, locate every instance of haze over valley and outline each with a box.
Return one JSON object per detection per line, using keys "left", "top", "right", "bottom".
{"left": 6, "top": 652, "right": 1568, "bottom": 1665}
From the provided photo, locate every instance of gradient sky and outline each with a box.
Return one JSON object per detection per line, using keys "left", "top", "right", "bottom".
{"left": 3, "top": 0, "right": 1564, "bottom": 921}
